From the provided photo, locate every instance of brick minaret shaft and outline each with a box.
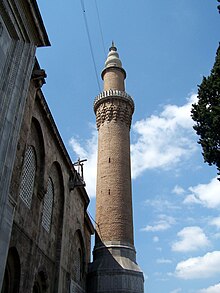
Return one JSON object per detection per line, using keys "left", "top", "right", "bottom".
{"left": 94, "top": 42, "right": 135, "bottom": 246}
{"left": 88, "top": 43, "right": 144, "bottom": 293}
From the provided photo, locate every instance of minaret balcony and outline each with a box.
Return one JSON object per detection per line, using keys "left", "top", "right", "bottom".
{"left": 94, "top": 89, "right": 134, "bottom": 112}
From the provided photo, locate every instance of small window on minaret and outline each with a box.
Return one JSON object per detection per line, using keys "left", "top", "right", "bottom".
{"left": 109, "top": 157, "right": 111, "bottom": 163}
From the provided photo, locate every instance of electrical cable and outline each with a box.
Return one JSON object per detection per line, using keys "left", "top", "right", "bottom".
{"left": 87, "top": 210, "right": 104, "bottom": 240}
{"left": 94, "top": 0, "right": 106, "bottom": 56}
{"left": 88, "top": 210, "right": 98, "bottom": 227}
{"left": 80, "top": 0, "right": 101, "bottom": 92}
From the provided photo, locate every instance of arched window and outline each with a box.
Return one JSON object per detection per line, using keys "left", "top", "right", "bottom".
{"left": 72, "top": 230, "right": 85, "bottom": 283}
{"left": 75, "top": 248, "right": 82, "bottom": 282}
{"left": 2, "top": 247, "right": 21, "bottom": 293}
{"left": 19, "top": 145, "right": 36, "bottom": 208}
{"left": 42, "top": 177, "right": 54, "bottom": 232}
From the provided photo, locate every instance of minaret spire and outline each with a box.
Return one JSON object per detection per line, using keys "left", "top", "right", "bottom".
{"left": 101, "top": 42, "right": 126, "bottom": 92}
{"left": 110, "top": 40, "right": 116, "bottom": 50}
{"left": 87, "top": 43, "right": 144, "bottom": 293}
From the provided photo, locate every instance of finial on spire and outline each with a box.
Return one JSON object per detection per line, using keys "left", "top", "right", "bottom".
{"left": 109, "top": 41, "right": 117, "bottom": 52}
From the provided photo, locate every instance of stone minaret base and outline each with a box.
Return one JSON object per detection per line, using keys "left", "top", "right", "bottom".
{"left": 87, "top": 240, "right": 144, "bottom": 293}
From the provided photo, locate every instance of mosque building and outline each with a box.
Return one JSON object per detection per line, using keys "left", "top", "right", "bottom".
{"left": 0, "top": 1, "right": 144, "bottom": 292}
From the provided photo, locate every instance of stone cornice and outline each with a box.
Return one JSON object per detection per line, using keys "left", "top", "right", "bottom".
{"left": 94, "top": 89, "right": 134, "bottom": 113}
{"left": 85, "top": 212, "right": 95, "bottom": 235}
{"left": 0, "top": 0, "right": 50, "bottom": 46}
{"left": 26, "top": 0, "right": 50, "bottom": 46}
{"left": 101, "top": 65, "right": 126, "bottom": 80}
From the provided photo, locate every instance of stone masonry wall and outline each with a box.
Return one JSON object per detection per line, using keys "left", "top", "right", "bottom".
{"left": 8, "top": 75, "right": 92, "bottom": 292}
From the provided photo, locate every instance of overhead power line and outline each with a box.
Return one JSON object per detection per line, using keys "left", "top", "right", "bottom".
{"left": 94, "top": 0, "right": 106, "bottom": 56}
{"left": 80, "top": 0, "right": 101, "bottom": 92}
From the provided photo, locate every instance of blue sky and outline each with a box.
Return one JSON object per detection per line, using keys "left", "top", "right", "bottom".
{"left": 37, "top": 1, "right": 220, "bottom": 292}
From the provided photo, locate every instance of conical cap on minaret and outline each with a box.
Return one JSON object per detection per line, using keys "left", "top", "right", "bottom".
{"left": 101, "top": 42, "right": 126, "bottom": 80}
{"left": 105, "top": 41, "right": 122, "bottom": 68}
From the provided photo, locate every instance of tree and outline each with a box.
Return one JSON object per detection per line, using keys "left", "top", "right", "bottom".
{"left": 191, "top": 44, "right": 220, "bottom": 179}
{"left": 218, "top": 0, "right": 220, "bottom": 14}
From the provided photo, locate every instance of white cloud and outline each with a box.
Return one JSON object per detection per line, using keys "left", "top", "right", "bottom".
{"left": 172, "top": 185, "right": 185, "bottom": 195}
{"left": 145, "top": 199, "right": 179, "bottom": 211}
{"left": 153, "top": 236, "right": 159, "bottom": 242}
{"left": 69, "top": 127, "right": 98, "bottom": 197}
{"left": 157, "top": 258, "right": 172, "bottom": 264}
{"left": 142, "top": 214, "right": 175, "bottom": 232}
{"left": 175, "top": 251, "right": 220, "bottom": 279}
{"left": 172, "top": 226, "right": 210, "bottom": 252}
{"left": 198, "top": 283, "right": 220, "bottom": 293}
{"left": 183, "top": 194, "right": 201, "bottom": 205}
{"left": 209, "top": 217, "right": 220, "bottom": 229}
{"left": 131, "top": 94, "right": 198, "bottom": 178}
{"left": 184, "top": 177, "right": 220, "bottom": 208}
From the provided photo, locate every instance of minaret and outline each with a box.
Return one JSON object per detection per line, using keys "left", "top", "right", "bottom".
{"left": 87, "top": 43, "right": 144, "bottom": 293}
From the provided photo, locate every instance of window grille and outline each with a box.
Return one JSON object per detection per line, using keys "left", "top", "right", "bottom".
{"left": 75, "top": 248, "right": 82, "bottom": 282}
{"left": 42, "top": 177, "right": 54, "bottom": 232}
{"left": 19, "top": 146, "right": 36, "bottom": 208}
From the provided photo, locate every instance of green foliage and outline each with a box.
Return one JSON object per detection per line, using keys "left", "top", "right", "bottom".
{"left": 218, "top": 0, "right": 220, "bottom": 13}
{"left": 191, "top": 45, "right": 220, "bottom": 178}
